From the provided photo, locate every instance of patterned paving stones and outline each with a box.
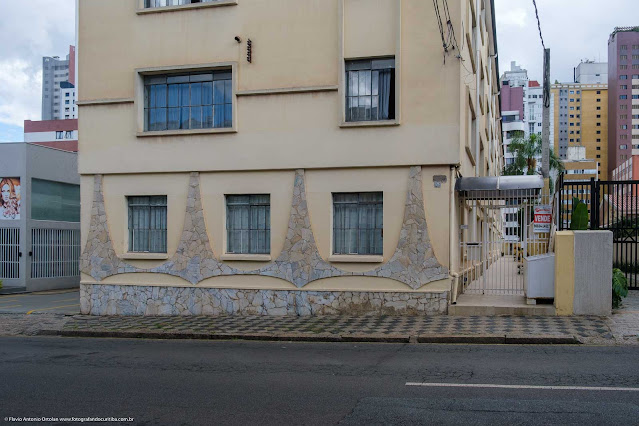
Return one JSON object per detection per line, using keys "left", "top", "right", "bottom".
{"left": 61, "top": 314, "right": 613, "bottom": 344}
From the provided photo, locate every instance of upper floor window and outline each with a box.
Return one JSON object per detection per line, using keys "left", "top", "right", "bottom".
{"left": 345, "top": 58, "right": 395, "bottom": 123}
{"left": 145, "top": 0, "right": 222, "bottom": 8}
{"left": 333, "top": 192, "right": 383, "bottom": 256}
{"left": 65, "top": 131, "right": 72, "bottom": 139}
{"left": 55, "top": 131, "right": 63, "bottom": 139}
{"left": 128, "top": 196, "right": 167, "bottom": 253}
{"left": 144, "top": 70, "right": 232, "bottom": 132}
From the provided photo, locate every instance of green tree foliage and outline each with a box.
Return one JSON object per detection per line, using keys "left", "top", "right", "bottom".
{"left": 503, "top": 133, "right": 564, "bottom": 177}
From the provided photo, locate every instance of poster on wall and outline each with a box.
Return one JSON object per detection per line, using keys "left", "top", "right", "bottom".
{"left": 0, "top": 177, "right": 20, "bottom": 220}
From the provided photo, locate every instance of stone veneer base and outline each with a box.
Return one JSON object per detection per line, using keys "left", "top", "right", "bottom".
{"left": 81, "top": 284, "right": 449, "bottom": 316}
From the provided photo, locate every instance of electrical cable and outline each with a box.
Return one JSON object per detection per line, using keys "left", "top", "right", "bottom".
{"left": 432, "top": 0, "right": 459, "bottom": 63}
{"left": 532, "top": 0, "right": 545, "bottom": 50}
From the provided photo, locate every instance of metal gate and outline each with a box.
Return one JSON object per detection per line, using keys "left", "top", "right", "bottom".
{"left": 31, "top": 229, "right": 81, "bottom": 279}
{"left": 558, "top": 176, "right": 639, "bottom": 289}
{"left": 0, "top": 228, "right": 20, "bottom": 279}
{"left": 457, "top": 177, "right": 552, "bottom": 295}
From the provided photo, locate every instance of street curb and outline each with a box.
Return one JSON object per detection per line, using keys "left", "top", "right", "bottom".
{"left": 56, "top": 329, "right": 581, "bottom": 344}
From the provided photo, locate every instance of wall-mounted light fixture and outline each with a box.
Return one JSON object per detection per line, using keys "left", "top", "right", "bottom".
{"left": 234, "top": 36, "right": 242, "bottom": 43}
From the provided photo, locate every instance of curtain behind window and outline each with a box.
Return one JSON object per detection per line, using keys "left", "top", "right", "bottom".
{"left": 378, "top": 69, "right": 392, "bottom": 121}
{"left": 128, "top": 196, "right": 167, "bottom": 253}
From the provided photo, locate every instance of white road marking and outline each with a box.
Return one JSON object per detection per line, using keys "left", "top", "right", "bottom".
{"left": 406, "top": 382, "right": 639, "bottom": 392}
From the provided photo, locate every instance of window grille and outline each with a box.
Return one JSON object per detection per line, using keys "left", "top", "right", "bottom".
{"left": 31, "top": 229, "right": 80, "bottom": 278}
{"left": 0, "top": 228, "right": 19, "bottom": 279}
{"left": 226, "top": 195, "right": 270, "bottom": 254}
{"left": 333, "top": 192, "right": 383, "bottom": 255}
{"left": 128, "top": 196, "right": 167, "bottom": 253}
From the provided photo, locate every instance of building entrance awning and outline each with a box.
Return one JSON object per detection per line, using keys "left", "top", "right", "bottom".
{"left": 455, "top": 175, "right": 544, "bottom": 200}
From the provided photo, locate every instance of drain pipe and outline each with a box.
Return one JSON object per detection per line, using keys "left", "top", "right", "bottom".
{"left": 449, "top": 165, "right": 459, "bottom": 304}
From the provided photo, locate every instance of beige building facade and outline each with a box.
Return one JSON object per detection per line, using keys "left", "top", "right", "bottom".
{"left": 78, "top": 0, "right": 502, "bottom": 316}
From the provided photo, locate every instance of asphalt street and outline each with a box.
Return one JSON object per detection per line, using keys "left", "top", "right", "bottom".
{"left": 0, "top": 289, "right": 79, "bottom": 314}
{"left": 1, "top": 338, "right": 638, "bottom": 425}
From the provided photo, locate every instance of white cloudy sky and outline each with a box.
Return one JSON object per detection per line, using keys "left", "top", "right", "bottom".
{"left": 495, "top": 0, "right": 636, "bottom": 82}
{"left": 0, "top": 0, "right": 636, "bottom": 141}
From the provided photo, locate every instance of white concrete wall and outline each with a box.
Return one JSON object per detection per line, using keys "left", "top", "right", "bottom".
{"left": 573, "top": 231, "right": 612, "bottom": 316}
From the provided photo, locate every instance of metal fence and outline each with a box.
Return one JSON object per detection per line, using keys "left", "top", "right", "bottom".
{"left": 31, "top": 228, "right": 81, "bottom": 279}
{"left": 558, "top": 176, "right": 639, "bottom": 290}
{"left": 459, "top": 187, "right": 553, "bottom": 296}
{"left": 0, "top": 228, "right": 20, "bottom": 279}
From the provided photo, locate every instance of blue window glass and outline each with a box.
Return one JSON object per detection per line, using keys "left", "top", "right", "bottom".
{"left": 144, "top": 70, "right": 231, "bottom": 131}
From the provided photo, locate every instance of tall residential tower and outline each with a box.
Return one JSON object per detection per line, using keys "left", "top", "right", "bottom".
{"left": 41, "top": 45, "right": 76, "bottom": 120}
{"left": 608, "top": 26, "right": 639, "bottom": 171}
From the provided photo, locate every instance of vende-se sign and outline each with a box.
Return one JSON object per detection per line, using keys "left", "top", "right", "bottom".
{"left": 534, "top": 205, "right": 552, "bottom": 233}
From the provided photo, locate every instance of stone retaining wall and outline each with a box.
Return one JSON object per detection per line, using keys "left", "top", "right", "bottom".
{"left": 81, "top": 284, "right": 449, "bottom": 316}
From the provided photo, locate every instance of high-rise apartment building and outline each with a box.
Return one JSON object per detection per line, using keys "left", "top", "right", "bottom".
{"left": 41, "top": 45, "right": 76, "bottom": 120}
{"left": 77, "top": 0, "right": 502, "bottom": 316}
{"left": 500, "top": 61, "right": 544, "bottom": 173}
{"left": 552, "top": 82, "right": 608, "bottom": 178}
{"left": 608, "top": 26, "right": 639, "bottom": 171}
{"left": 574, "top": 61, "right": 607, "bottom": 84}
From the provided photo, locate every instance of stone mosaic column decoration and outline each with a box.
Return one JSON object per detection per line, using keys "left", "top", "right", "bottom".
{"left": 79, "top": 175, "right": 129, "bottom": 281}
{"left": 81, "top": 167, "right": 448, "bottom": 290}
{"left": 366, "top": 166, "right": 449, "bottom": 288}
{"left": 150, "top": 172, "right": 226, "bottom": 284}
{"left": 80, "top": 173, "right": 226, "bottom": 284}
{"left": 258, "top": 167, "right": 449, "bottom": 289}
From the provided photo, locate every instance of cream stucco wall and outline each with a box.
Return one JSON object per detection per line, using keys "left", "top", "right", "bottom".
{"left": 76, "top": 0, "right": 477, "bottom": 175}
{"left": 78, "top": 0, "right": 501, "bottom": 294}
{"left": 102, "top": 173, "right": 190, "bottom": 268}
{"left": 199, "top": 170, "right": 295, "bottom": 270}
{"left": 305, "top": 167, "right": 407, "bottom": 273}
{"left": 343, "top": 0, "right": 397, "bottom": 59}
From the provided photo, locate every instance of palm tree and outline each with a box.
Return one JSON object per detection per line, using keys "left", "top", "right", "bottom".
{"left": 503, "top": 133, "right": 564, "bottom": 177}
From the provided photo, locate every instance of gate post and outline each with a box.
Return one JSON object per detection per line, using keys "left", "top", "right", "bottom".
{"left": 590, "top": 177, "right": 599, "bottom": 230}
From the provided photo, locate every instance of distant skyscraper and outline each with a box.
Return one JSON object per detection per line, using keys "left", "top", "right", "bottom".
{"left": 41, "top": 45, "right": 76, "bottom": 120}
{"left": 608, "top": 26, "right": 639, "bottom": 171}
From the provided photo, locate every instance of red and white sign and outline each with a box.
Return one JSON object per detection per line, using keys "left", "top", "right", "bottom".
{"left": 533, "top": 205, "right": 552, "bottom": 233}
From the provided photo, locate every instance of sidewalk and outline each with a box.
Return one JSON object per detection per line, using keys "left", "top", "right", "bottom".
{"left": 59, "top": 314, "right": 612, "bottom": 344}
{"left": 610, "top": 290, "right": 639, "bottom": 345}
{"left": 2, "top": 292, "right": 638, "bottom": 345}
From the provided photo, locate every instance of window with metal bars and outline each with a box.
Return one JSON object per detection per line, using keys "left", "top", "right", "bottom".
{"left": 333, "top": 192, "right": 383, "bottom": 255}
{"left": 144, "top": 70, "right": 232, "bottom": 131}
{"left": 345, "top": 58, "right": 395, "bottom": 122}
{"left": 226, "top": 195, "right": 270, "bottom": 254}
{"left": 128, "top": 196, "right": 167, "bottom": 253}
